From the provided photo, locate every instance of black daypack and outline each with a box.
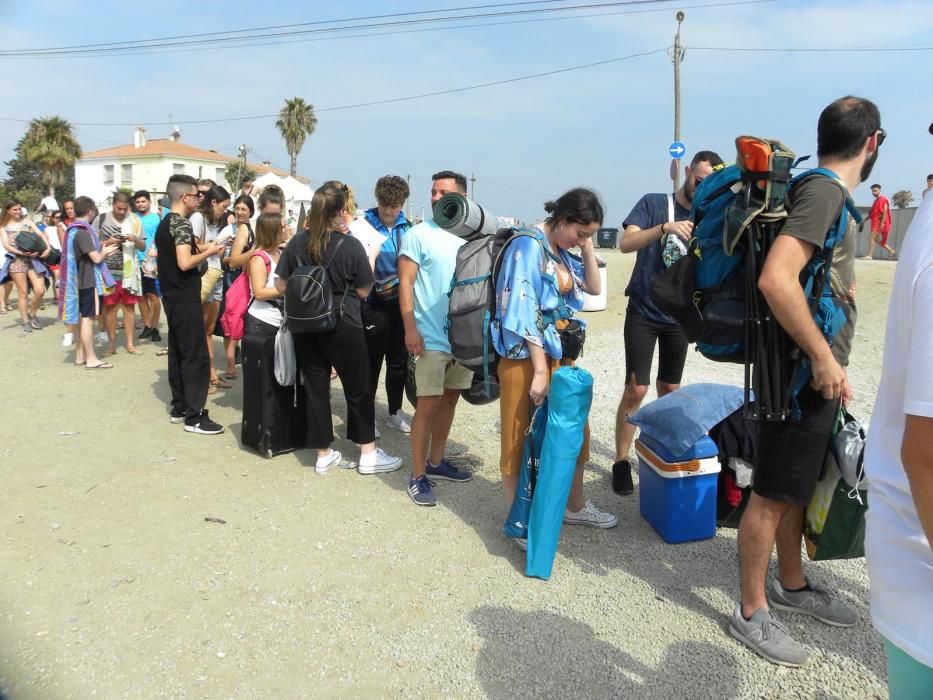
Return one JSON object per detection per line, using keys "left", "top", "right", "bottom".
{"left": 284, "top": 236, "right": 350, "bottom": 334}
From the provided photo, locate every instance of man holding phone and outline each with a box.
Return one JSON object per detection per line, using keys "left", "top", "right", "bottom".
{"left": 93, "top": 191, "right": 145, "bottom": 356}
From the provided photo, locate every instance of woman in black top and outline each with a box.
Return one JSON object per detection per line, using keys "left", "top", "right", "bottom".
{"left": 275, "top": 185, "right": 403, "bottom": 476}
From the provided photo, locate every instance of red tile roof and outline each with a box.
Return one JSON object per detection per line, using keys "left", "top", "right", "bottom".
{"left": 80, "top": 138, "right": 309, "bottom": 183}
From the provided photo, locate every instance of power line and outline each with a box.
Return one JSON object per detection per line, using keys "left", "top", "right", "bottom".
{"left": 691, "top": 45, "right": 933, "bottom": 53}
{"left": 0, "top": 1, "right": 687, "bottom": 58}
{"left": 4, "top": 0, "right": 574, "bottom": 54}
{"left": 0, "top": 47, "right": 668, "bottom": 127}
{"left": 8, "top": 1, "right": 771, "bottom": 62}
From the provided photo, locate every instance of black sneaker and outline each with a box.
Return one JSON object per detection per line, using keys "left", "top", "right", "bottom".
{"left": 150, "top": 329, "right": 162, "bottom": 343}
{"left": 184, "top": 412, "right": 225, "bottom": 435}
{"left": 170, "top": 411, "right": 185, "bottom": 424}
{"left": 138, "top": 326, "right": 152, "bottom": 340}
{"left": 612, "top": 459, "right": 634, "bottom": 495}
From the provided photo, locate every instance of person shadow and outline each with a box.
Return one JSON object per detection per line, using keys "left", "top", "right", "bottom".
{"left": 469, "top": 605, "right": 742, "bottom": 699}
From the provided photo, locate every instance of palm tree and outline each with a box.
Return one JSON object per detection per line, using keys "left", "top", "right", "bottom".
{"left": 19, "top": 116, "right": 82, "bottom": 197}
{"left": 275, "top": 98, "right": 317, "bottom": 177}
{"left": 891, "top": 190, "right": 914, "bottom": 209}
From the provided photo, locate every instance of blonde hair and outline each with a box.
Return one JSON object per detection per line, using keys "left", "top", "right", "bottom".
{"left": 321, "top": 179, "right": 356, "bottom": 217}
{"left": 306, "top": 186, "right": 347, "bottom": 264}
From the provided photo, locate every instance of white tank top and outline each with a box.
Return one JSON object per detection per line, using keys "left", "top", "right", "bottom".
{"left": 246, "top": 253, "right": 283, "bottom": 327}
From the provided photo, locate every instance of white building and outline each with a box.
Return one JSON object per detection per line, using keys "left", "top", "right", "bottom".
{"left": 75, "top": 127, "right": 308, "bottom": 206}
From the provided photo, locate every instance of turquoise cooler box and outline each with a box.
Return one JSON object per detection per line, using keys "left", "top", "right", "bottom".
{"left": 636, "top": 434, "right": 721, "bottom": 544}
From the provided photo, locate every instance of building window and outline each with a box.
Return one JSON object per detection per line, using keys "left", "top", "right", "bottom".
{"left": 216, "top": 168, "right": 225, "bottom": 184}
{"left": 173, "top": 163, "right": 185, "bottom": 175}
{"left": 121, "top": 163, "right": 133, "bottom": 185}
{"left": 103, "top": 164, "right": 114, "bottom": 186}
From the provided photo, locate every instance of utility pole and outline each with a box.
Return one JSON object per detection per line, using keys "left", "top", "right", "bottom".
{"left": 470, "top": 173, "right": 476, "bottom": 198}
{"left": 672, "top": 10, "right": 685, "bottom": 191}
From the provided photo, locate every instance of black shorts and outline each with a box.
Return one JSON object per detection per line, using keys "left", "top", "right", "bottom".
{"left": 752, "top": 384, "right": 839, "bottom": 506}
{"left": 141, "top": 276, "right": 161, "bottom": 297}
{"left": 623, "top": 309, "right": 688, "bottom": 386}
{"left": 78, "top": 287, "right": 101, "bottom": 319}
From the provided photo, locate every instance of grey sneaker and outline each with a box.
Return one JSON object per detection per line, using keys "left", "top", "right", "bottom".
{"left": 728, "top": 605, "right": 810, "bottom": 668}
{"left": 768, "top": 579, "right": 858, "bottom": 627}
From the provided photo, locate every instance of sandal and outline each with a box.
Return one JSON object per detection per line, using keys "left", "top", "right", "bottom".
{"left": 207, "top": 384, "right": 218, "bottom": 395}
{"left": 125, "top": 348, "right": 143, "bottom": 355}
{"left": 211, "top": 377, "right": 233, "bottom": 390}
{"left": 0, "top": 306, "right": 7, "bottom": 314}
{"left": 85, "top": 362, "right": 114, "bottom": 370}
{"left": 223, "top": 371, "right": 238, "bottom": 380}
{"left": 156, "top": 347, "right": 169, "bottom": 356}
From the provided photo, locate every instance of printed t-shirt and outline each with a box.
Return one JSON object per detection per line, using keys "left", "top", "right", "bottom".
{"left": 398, "top": 219, "right": 464, "bottom": 353}
{"left": 94, "top": 212, "right": 128, "bottom": 280}
{"left": 622, "top": 193, "right": 690, "bottom": 324}
{"left": 275, "top": 231, "right": 373, "bottom": 330}
{"left": 72, "top": 229, "right": 97, "bottom": 290}
{"left": 155, "top": 212, "right": 200, "bottom": 303}
{"left": 865, "top": 193, "right": 933, "bottom": 668}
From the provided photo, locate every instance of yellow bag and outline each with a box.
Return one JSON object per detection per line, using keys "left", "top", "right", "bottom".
{"left": 200, "top": 266, "right": 223, "bottom": 303}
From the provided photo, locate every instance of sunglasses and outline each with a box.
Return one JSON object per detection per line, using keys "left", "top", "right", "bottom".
{"left": 876, "top": 128, "right": 886, "bottom": 147}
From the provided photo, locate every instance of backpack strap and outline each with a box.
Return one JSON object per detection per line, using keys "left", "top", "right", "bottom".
{"left": 667, "top": 194, "right": 675, "bottom": 224}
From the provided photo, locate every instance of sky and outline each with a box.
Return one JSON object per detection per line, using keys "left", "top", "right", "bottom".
{"left": 0, "top": 0, "right": 931, "bottom": 223}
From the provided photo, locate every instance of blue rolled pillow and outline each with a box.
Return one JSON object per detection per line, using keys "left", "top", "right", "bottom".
{"left": 628, "top": 383, "right": 744, "bottom": 456}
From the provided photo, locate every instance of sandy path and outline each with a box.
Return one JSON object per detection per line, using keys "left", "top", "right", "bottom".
{"left": 0, "top": 252, "right": 895, "bottom": 698}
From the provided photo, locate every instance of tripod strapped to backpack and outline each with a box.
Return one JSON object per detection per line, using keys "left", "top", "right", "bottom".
{"left": 651, "top": 136, "right": 862, "bottom": 422}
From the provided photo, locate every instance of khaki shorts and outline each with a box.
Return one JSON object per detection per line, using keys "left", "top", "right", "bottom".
{"left": 414, "top": 350, "right": 474, "bottom": 397}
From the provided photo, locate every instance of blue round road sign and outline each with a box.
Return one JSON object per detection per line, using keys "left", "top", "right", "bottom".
{"left": 669, "top": 141, "right": 686, "bottom": 159}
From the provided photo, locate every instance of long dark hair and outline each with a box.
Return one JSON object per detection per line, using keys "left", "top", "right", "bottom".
{"left": 306, "top": 185, "right": 346, "bottom": 265}
{"left": 196, "top": 185, "right": 231, "bottom": 227}
{"left": 544, "top": 188, "right": 604, "bottom": 228}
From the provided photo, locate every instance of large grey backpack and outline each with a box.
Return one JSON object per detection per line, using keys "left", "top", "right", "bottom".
{"left": 446, "top": 227, "right": 548, "bottom": 397}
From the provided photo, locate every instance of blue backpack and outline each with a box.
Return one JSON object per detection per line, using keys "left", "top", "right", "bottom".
{"left": 651, "top": 136, "right": 861, "bottom": 419}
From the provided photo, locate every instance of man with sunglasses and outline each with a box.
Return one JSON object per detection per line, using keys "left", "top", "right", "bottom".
{"left": 729, "top": 96, "right": 884, "bottom": 667}
{"left": 613, "top": 149, "right": 723, "bottom": 495}
{"left": 155, "top": 174, "right": 226, "bottom": 435}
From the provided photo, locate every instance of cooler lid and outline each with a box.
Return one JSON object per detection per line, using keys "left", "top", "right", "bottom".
{"left": 638, "top": 433, "right": 718, "bottom": 462}
{"left": 636, "top": 440, "right": 722, "bottom": 478}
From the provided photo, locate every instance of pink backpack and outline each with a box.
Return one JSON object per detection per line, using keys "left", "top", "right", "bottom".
{"left": 221, "top": 250, "right": 272, "bottom": 340}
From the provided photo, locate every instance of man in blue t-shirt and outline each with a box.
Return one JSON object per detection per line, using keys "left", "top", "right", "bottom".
{"left": 613, "top": 149, "right": 723, "bottom": 494}
{"left": 133, "top": 190, "right": 163, "bottom": 343}
{"left": 398, "top": 170, "right": 475, "bottom": 507}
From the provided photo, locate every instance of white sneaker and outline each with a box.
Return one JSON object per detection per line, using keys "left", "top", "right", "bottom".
{"left": 374, "top": 423, "right": 382, "bottom": 439}
{"left": 563, "top": 500, "right": 619, "bottom": 529}
{"left": 385, "top": 411, "right": 412, "bottom": 434}
{"left": 315, "top": 450, "right": 343, "bottom": 475}
{"left": 62, "top": 332, "right": 74, "bottom": 347}
{"left": 357, "top": 448, "right": 403, "bottom": 475}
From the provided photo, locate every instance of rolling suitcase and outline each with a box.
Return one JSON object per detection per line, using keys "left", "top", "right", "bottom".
{"left": 240, "top": 332, "right": 307, "bottom": 458}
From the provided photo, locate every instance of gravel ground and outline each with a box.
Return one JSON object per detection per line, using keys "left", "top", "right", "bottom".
{"left": 0, "top": 250, "right": 894, "bottom": 699}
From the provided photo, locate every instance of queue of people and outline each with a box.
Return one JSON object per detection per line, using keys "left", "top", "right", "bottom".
{"left": 3, "top": 95, "right": 930, "bottom": 687}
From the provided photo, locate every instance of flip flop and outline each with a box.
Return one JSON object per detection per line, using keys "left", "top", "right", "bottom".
{"left": 156, "top": 347, "right": 169, "bottom": 357}
{"left": 223, "top": 371, "right": 238, "bottom": 380}
{"left": 85, "top": 362, "right": 114, "bottom": 370}
{"left": 211, "top": 378, "right": 233, "bottom": 389}
{"left": 207, "top": 384, "right": 218, "bottom": 395}
{"left": 126, "top": 348, "right": 144, "bottom": 355}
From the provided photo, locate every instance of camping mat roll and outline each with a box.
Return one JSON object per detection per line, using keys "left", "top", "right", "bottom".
{"left": 433, "top": 193, "right": 498, "bottom": 241}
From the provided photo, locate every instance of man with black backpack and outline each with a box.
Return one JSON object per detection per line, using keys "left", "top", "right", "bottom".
{"left": 730, "top": 96, "right": 884, "bottom": 667}
{"left": 613, "top": 150, "right": 723, "bottom": 494}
